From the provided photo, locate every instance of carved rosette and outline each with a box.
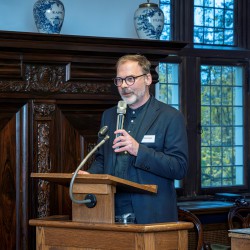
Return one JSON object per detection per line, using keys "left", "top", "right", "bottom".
{"left": 34, "top": 103, "right": 56, "bottom": 120}
{"left": 33, "top": 103, "right": 55, "bottom": 217}
{"left": 0, "top": 64, "right": 112, "bottom": 94}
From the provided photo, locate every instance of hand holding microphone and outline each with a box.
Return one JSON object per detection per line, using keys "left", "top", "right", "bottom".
{"left": 113, "top": 129, "right": 139, "bottom": 156}
{"left": 114, "top": 101, "right": 139, "bottom": 156}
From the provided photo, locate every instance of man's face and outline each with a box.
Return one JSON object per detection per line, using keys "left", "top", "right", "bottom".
{"left": 116, "top": 61, "right": 152, "bottom": 109}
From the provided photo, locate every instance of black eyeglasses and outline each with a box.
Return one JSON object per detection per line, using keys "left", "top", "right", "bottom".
{"left": 113, "top": 74, "right": 147, "bottom": 87}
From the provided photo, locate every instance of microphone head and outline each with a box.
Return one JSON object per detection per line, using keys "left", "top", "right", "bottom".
{"left": 117, "top": 101, "right": 127, "bottom": 114}
{"left": 98, "top": 126, "right": 108, "bottom": 137}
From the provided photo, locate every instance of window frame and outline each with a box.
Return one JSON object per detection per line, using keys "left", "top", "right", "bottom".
{"left": 176, "top": 55, "right": 250, "bottom": 198}
{"left": 171, "top": 0, "right": 249, "bottom": 48}
{"left": 198, "top": 59, "right": 249, "bottom": 193}
{"left": 159, "top": 0, "right": 250, "bottom": 197}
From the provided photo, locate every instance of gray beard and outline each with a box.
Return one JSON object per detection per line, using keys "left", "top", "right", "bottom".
{"left": 121, "top": 88, "right": 146, "bottom": 106}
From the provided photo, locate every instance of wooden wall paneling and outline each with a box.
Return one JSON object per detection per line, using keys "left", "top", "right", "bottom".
{"left": 56, "top": 106, "right": 84, "bottom": 217}
{"left": 0, "top": 111, "right": 17, "bottom": 249}
{"left": 0, "top": 102, "right": 29, "bottom": 250}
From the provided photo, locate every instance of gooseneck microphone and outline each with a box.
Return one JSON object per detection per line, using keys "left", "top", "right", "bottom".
{"left": 69, "top": 126, "right": 109, "bottom": 204}
{"left": 116, "top": 100, "right": 127, "bottom": 138}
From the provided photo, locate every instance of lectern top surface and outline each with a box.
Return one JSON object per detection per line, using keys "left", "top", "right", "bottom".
{"left": 31, "top": 172, "right": 157, "bottom": 194}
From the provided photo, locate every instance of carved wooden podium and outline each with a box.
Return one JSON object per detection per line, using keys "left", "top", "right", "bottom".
{"left": 29, "top": 173, "right": 193, "bottom": 250}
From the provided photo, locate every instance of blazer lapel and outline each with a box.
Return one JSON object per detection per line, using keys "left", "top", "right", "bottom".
{"left": 136, "top": 97, "right": 160, "bottom": 143}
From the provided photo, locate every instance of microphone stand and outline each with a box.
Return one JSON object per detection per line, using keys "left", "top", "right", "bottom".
{"left": 69, "top": 134, "right": 109, "bottom": 205}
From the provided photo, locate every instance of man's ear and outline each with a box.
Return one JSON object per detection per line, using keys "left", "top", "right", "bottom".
{"left": 145, "top": 73, "right": 152, "bottom": 86}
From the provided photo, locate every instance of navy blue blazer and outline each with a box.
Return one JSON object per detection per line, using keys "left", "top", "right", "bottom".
{"left": 88, "top": 96, "right": 188, "bottom": 224}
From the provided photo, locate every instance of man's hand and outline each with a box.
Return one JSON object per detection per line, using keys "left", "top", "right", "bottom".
{"left": 75, "top": 170, "right": 90, "bottom": 174}
{"left": 113, "top": 129, "right": 139, "bottom": 156}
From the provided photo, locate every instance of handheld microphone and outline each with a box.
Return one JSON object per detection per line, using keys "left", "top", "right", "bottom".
{"left": 116, "top": 100, "right": 127, "bottom": 138}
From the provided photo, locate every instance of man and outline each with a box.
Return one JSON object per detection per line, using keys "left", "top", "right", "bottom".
{"left": 79, "top": 54, "right": 188, "bottom": 224}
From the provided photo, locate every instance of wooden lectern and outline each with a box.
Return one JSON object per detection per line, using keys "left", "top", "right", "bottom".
{"left": 29, "top": 173, "right": 193, "bottom": 250}
{"left": 30, "top": 173, "right": 158, "bottom": 223}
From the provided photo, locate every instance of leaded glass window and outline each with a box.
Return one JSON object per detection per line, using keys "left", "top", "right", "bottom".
{"left": 160, "top": 0, "right": 172, "bottom": 40}
{"left": 200, "top": 65, "right": 244, "bottom": 187}
{"left": 156, "top": 63, "right": 179, "bottom": 110}
{"left": 194, "top": 0, "right": 234, "bottom": 45}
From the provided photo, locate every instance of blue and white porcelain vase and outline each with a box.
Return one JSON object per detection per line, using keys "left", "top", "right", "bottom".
{"left": 33, "top": 0, "right": 65, "bottom": 34}
{"left": 134, "top": 1, "right": 164, "bottom": 40}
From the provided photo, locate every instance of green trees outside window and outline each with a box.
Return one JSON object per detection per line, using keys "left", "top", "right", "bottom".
{"left": 200, "top": 65, "right": 243, "bottom": 187}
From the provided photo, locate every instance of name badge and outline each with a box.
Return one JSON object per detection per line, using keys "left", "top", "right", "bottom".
{"left": 141, "top": 135, "right": 155, "bottom": 143}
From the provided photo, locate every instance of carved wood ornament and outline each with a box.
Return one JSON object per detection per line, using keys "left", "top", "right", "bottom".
{"left": 0, "top": 64, "right": 112, "bottom": 95}
{"left": 34, "top": 103, "right": 55, "bottom": 217}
